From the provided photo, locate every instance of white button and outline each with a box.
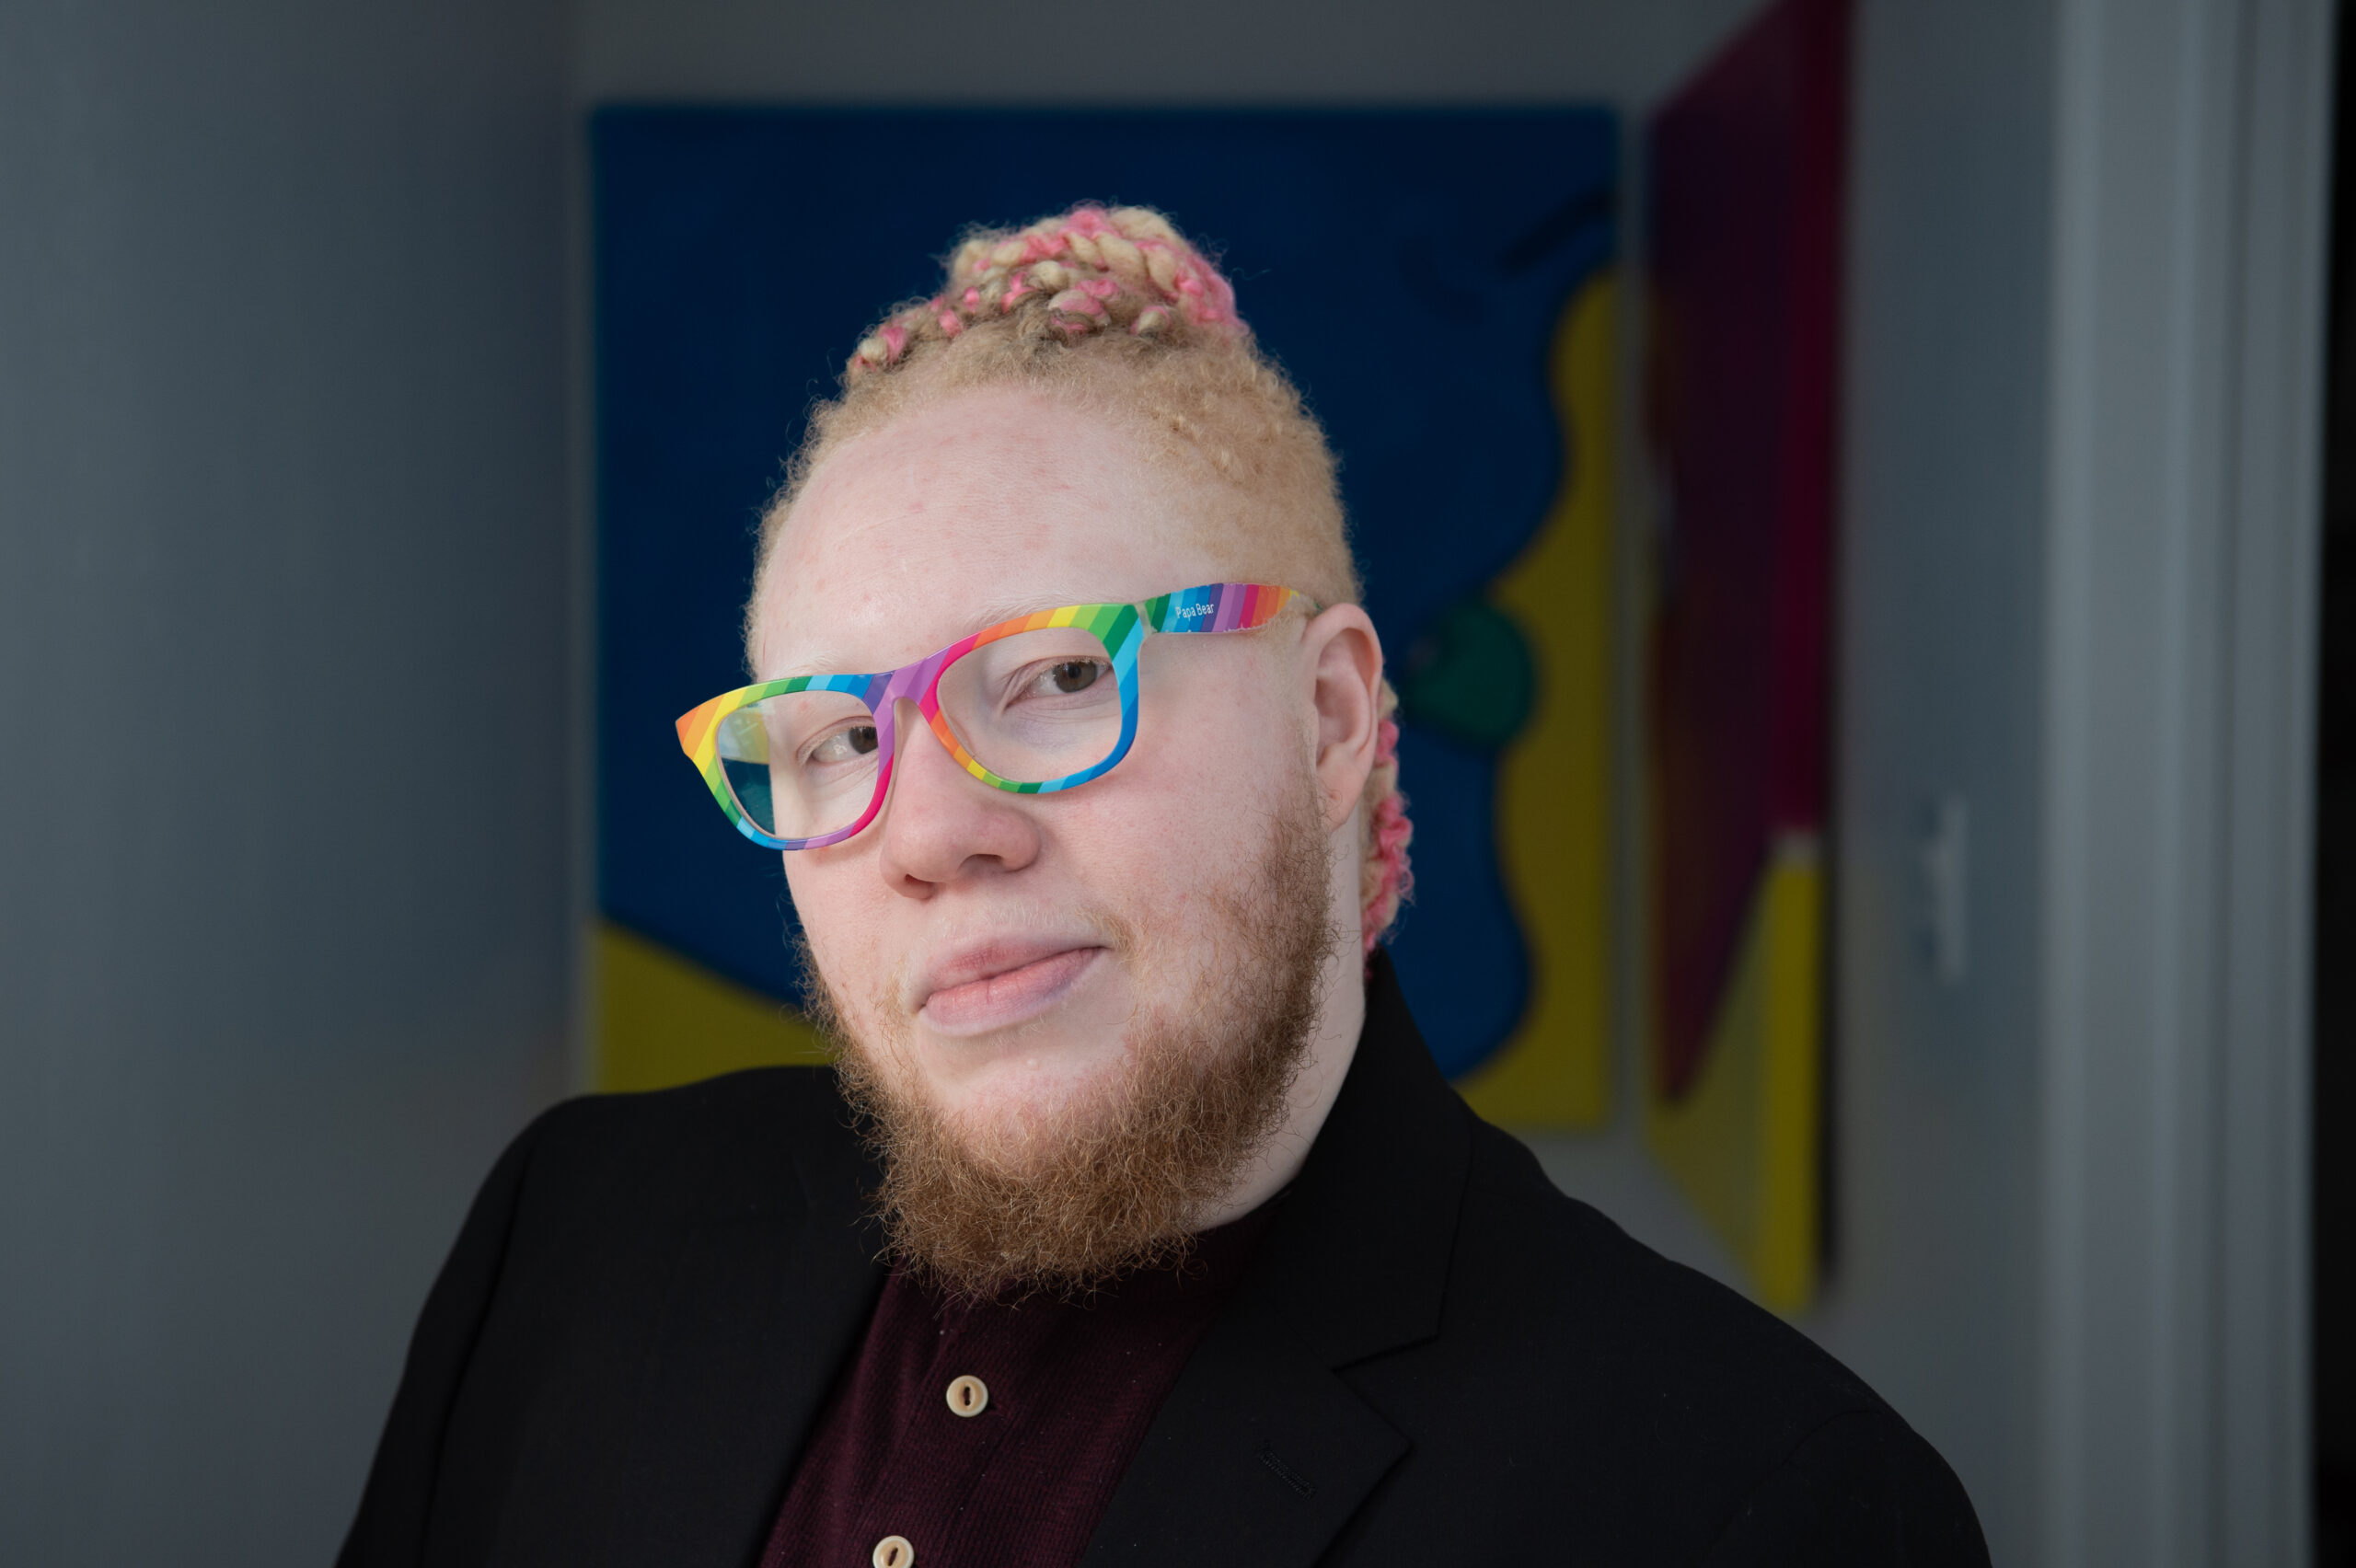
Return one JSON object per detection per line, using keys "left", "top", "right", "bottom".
{"left": 872, "top": 1535, "right": 914, "bottom": 1568}
{"left": 945, "top": 1374, "right": 989, "bottom": 1417}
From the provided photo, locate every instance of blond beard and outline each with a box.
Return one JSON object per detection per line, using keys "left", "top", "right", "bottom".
{"left": 799, "top": 771, "right": 1336, "bottom": 1300}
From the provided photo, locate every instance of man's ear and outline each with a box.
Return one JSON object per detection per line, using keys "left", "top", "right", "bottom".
{"left": 1304, "top": 604, "right": 1384, "bottom": 834}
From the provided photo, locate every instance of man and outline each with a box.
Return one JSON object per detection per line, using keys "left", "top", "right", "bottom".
{"left": 341, "top": 205, "right": 1986, "bottom": 1566}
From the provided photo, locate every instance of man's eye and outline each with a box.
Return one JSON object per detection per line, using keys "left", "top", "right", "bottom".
{"left": 807, "top": 724, "right": 879, "bottom": 765}
{"left": 1027, "top": 659, "right": 1104, "bottom": 697}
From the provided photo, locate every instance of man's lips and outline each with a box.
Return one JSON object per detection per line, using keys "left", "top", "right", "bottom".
{"left": 917, "top": 942, "right": 1105, "bottom": 1035}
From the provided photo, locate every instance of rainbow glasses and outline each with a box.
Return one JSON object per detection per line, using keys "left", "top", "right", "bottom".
{"left": 676, "top": 582, "right": 1313, "bottom": 850}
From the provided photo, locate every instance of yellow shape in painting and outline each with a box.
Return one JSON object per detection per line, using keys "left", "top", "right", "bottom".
{"left": 1645, "top": 837, "right": 1824, "bottom": 1313}
{"left": 1454, "top": 271, "right": 1619, "bottom": 1129}
{"left": 595, "top": 919, "right": 832, "bottom": 1092}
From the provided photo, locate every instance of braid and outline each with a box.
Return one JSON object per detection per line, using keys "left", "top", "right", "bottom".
{"left": 1360, "top": 677, "right": 1414, "bottom": 956}
{"left": 765, "top": 202, "right": 1414, "bottom": 961}
{"left": 847, "top": 205, "right": 1242, "bottom": 376}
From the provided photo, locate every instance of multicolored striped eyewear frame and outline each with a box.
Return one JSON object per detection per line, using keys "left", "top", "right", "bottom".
{"left": 676, "top": 582, "right": 1314, "bottom": 850}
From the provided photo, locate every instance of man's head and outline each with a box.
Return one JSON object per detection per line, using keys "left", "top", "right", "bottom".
{"left": 743, "top": 206, "right": 1412, "bottom": 1296}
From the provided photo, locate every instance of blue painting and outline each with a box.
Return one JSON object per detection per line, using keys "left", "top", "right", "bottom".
{"left": 594, "top": 107, "right": 1615, "bottom": 1079}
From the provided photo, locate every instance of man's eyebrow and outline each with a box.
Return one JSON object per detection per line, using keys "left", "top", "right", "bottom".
{"left": 778, "top": 650, "right": 863, "bottom": 677}
{"left": 963, "top": 590, "right": 1097, "bottom": 627}
{"left": 752, "top": 640, "right": 861, "bottom": 681}
{"left": 772, "top": 591, "right": 1114, "bottom": 678}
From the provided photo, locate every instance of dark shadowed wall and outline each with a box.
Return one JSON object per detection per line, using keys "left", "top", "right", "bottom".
{"left": 0, "top": 3, "right": 573, "bottom": 1562}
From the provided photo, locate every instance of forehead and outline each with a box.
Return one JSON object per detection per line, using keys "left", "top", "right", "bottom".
{"left": 753, "top": 386, "right": 1231, "bottom": 678}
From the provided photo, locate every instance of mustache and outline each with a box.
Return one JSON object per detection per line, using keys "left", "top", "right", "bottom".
{"left": 793, "top": 898, "right": 1143, "bottom": 1038}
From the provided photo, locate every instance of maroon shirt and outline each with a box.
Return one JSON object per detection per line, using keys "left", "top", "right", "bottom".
{"left": 762, "top": 1206, "right": 1276, "bottom": 1568}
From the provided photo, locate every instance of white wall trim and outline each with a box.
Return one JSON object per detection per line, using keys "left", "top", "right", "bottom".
{"left": 2038, "top": 0, "right": 2330, "bottom": 1561}
{"left": 2214, "top": 0, "right": 2331, "bottom": 1554}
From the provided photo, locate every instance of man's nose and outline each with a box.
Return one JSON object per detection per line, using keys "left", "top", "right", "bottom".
{"left": 873, "top": 698, "right": 1042, "bottom": 895}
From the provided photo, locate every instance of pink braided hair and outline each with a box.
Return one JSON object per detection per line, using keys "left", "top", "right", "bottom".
{"left": 791, "top": 202, "right": 1415, "bottom": 961}
{"left": 849, "top": 205, "right": 1243, "bottom": 375}
{"left": 1360, "top": 691, "right": 1415, "bottom": 960}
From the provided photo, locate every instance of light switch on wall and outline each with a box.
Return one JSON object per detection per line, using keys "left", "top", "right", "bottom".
{"left": 1915, "top": 793, "right": 1969, "bottom": 986}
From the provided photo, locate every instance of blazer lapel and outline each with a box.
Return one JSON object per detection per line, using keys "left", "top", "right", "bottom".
{"left": 1079, "top": 1296, "right": 1407, "bottom": 1565}
{"left": 1082, "top": 952, "right": 1471, "bottom": 1568}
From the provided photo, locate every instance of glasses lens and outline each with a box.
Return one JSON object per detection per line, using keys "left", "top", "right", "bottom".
{"left": 714, "top": 689, "right": 882, "bottom": 842}
{"left": 934, "top": 625, "right": 1125, "bottom": 785}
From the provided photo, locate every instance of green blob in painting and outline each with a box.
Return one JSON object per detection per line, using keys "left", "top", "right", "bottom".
{"left": 1398, "top": 594, "right": 1537, "bottom": 753}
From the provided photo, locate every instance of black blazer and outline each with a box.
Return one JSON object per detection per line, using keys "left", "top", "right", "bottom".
{"left": 341, "top": 954, "right": 1987, "bottom": 1566}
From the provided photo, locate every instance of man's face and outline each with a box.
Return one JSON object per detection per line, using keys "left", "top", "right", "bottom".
{"left": 752, "top": 385, "right": 1331, "bottom": 1178}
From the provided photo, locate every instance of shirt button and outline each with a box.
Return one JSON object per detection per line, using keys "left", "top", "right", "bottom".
{"left": 872, "top": 1535, "right": 915, "bottom": 1568}
{"left": 945, "top": 1374, "right": 989, "bottom": 1417}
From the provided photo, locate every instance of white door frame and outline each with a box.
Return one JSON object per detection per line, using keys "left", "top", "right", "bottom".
{"left": 2038, "top": 0, "right": 2332, "bottom": 1562}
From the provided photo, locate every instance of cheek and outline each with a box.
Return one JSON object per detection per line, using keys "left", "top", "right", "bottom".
{"left": 782, "top": 855, "right": 888, "bottom": 998}
{"left": 1064, "top": 661, "right": 1303, "bottom": 903}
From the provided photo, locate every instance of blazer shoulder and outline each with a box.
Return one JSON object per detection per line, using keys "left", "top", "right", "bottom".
{"left": 514, "top": 1064, "right": 862, "bottom": 1234}
{"left": 338, "top": 1065, "right": 872, "bottom": 1568}
{"left": 1703, "top": 1405, "right": 1991, "bottom": 1564}
{"left": 535, "top": 1061, "right": 853, "bottom": 1155}
{"left": 1452, "top": 1114, "right": 1889, "bottom": 1439}
{"left": 1312, "top": 1116, "right": 1988, "bottom": 1561}
{"left": 1311, "top": 1113, "right": 1984, "bottom": 1562}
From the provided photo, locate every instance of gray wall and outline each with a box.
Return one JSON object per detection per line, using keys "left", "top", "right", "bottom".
{"left": 1810, "top": 5, "right": 2053, "bottom": 1560}
{"left": 0, "top": 3, "right": 573, "bottom": 1562}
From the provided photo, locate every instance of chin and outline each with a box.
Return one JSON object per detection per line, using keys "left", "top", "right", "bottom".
{"left": 922, "top": 1033, "right": 1131, "bottom": 1148}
